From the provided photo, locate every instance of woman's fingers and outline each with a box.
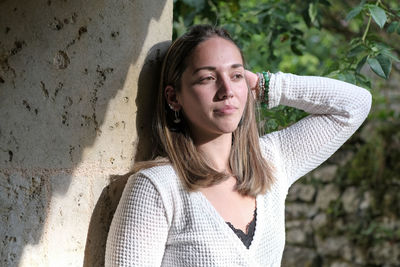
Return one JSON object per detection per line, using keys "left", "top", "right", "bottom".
{"left": 245, "top": 70, "right": 259, "bottom": 99}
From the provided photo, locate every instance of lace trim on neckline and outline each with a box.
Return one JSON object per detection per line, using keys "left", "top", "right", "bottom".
{"left": 225, "top": 208, "right": 257, "bottom": 249}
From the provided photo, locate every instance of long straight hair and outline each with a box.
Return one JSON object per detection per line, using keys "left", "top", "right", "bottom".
{"left": 134, "top": 25, "right": 274, "bottom": 196}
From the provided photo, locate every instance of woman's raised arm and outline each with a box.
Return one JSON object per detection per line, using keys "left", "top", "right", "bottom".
{"left": 258, "top": 72, "right": 372, "bottom": 187}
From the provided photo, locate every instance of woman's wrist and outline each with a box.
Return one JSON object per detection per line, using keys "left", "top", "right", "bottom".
{"left": 256, "top": 72, "right": 264, "bottom": 101}
{"left": 256, "top": 71, "right": 271, "bottom": 107}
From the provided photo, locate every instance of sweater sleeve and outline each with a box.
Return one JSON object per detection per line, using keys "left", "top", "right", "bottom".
{"left": 105, "top": 173, "right": 169, "bottom": 267}
{"left": 260, "top": 72, "right": 372, "bottom": 187}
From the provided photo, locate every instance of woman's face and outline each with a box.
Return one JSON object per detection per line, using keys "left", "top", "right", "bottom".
{"left": 176, "top": 37, "right": 248, "bottom": 142}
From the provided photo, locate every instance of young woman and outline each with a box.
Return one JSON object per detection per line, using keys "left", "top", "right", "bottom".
{"left": 105, "top": 25, "right": 371, "bottom": 266}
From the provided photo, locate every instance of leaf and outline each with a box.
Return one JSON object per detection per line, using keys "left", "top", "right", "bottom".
{"left": 355, "top": 73, "right": 371, "bottom": 89}
{"left": 266, "top": 119, "right": 278, "bottom": 131}
{"left": 182, "top": 0, "right": 205, "bottom": 11}
{"left": 308, "top": 3, "right": 318, "bottom": 24}
{"left": 346, "top": 5, "right": 363, "bottom": 21}
{"left": 367, "top": 55, "right": 391, "bottom": 79}
{"left": 380, "top": 49, "right": 400, "bottom": 62}
{"left": 338, "top": 73, "right": 356, "bottom": 84}
{"left": 292, "top": 28, "right": 303, "bottom": 36}
{"left": 368, "top": 6, "right": 387, "bottom": 28}
{"left": 348, "top": 44, "right": 366, "bottom": 58}
{"left": 367, "top": 58, "right": 384, "bottom": 78}
{"left": 290, "top": 44, "right": 303, "bottom": 56}
{"left": 376, "top": 54, "right": 392, "bottom": 78}
{"left": 356, "top": 56, "right": 367, "bottom": 73}
{"left": 387, "top": 21, "right": 399, "bottom": 34}
{"left": 319, "top": 0, "right": 331, "bottom": 6}
{"left": 372, "top": 42, "right": 391, "bottom": 50}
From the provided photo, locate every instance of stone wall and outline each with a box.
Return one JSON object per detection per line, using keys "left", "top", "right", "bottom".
{"left": 282, "top": 151, "right": 400, "bottom": 266}
{"left": 0, "top": 0, "right": 172, "bottom": 266}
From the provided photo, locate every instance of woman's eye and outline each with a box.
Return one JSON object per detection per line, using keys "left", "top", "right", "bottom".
{"left": 233, "top": 73, "right": 244, "bottom": 80}
{"left": 199, "top": 76, "right": 214, "bottom": 82}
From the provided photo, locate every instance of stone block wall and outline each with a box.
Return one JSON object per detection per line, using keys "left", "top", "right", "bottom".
{"left": 0, "top": 0, "right": 172, "bottom": 266}
{"left": 282, "top": 116, "right": 400, "bottom": 266}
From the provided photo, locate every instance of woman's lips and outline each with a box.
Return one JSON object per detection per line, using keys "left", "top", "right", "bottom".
{"left": 214, "top": 105, "right": 237, "bottom": 115}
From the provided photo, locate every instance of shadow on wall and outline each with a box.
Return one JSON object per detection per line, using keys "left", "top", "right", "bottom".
{"left": 83, "top": 172, "right": 132, "bottom": 267}
{"left": 83, "top": 41, "right": 171, "bottom": 267}
{"left": 0, "top": 0, "right": 168, "bottom": 266}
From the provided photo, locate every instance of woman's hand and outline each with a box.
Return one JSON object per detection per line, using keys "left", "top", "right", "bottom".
{"left": 245, "top": 70, "right": 259, "bottom": 99}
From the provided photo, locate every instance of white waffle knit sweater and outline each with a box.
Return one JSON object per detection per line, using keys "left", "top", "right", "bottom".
{"left": 105, "top": 72, "right": 372, "bottom": 267}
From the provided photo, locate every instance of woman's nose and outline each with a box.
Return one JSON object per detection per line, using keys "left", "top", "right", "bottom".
{"left": 217, "top": 77, "right": 234, "bottom": 100}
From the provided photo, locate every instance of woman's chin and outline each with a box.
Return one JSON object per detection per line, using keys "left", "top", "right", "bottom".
{"left": 216, "top": 123, "right": 240, "bottom": 134}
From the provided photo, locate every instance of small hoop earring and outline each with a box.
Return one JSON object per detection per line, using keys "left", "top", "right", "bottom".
{"left": 174, "top": 110, "right": 181, "bottom": 123}
{"left": 168, "top": 103, "right": 181, "bottom": 124}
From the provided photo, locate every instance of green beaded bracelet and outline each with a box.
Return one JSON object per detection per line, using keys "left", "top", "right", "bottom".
{"left": 262, "top": 71, "right": 271, "bottom": 106}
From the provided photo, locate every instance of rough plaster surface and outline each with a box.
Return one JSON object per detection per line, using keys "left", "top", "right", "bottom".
{"left": 0, "top": 0, "right": 172, "bottom": 266}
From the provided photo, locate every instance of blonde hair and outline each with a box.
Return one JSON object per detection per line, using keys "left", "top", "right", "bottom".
{"left": 134, "top": 25, "right": 274, "bottom": 197}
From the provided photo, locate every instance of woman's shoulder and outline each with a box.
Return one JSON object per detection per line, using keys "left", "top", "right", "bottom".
{"left": 133, "top": 163, "right": 181, "bottom": 194}
{"left": 138, "top": 163, "right": 176, "bottom": 180}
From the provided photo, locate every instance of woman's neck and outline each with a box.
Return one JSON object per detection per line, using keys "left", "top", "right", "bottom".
{"left": 195, "top": 133, "right": 232, "bottom": 172}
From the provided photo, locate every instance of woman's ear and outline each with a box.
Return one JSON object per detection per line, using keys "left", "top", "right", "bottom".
{"left": 164, "top": 86, "right": 181, "bottom": 111}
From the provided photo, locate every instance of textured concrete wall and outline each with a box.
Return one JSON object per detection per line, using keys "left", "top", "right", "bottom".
{"left": 0, "top": 0, "right": 172, "bottom": 266}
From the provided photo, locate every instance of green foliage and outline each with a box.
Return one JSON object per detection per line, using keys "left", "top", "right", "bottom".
{"left": 173, "top": 0, "right": 400, "bottom": 132}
